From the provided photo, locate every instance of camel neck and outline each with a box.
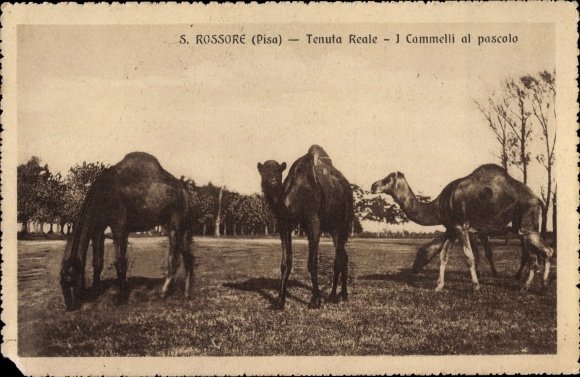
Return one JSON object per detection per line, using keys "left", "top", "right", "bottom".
{"left": 262, "top": 185, "right": 287, "bottom": 218}
{"left": 392, "top": 181, "right": 441, "bottom": 226}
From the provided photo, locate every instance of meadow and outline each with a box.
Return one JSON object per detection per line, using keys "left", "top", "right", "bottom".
{"left": 17, "top": 237, "right": 556, "bottom": 356}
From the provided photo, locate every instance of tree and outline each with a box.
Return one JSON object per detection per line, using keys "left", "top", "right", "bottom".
{"left": 257, "top": 194, "right": 276, "bottom": 235}
{"left": 17, "top": 157, "right": 50, "bottom": 233}
{"left": 351, "top": 184, "right": 366, "bottom": 236}
{"left": 64, "top": 161, "right": 109, "bottom": 232}
{"left": 522, "top": 70, "right": 556, "bottom": 237}
{"left": 362, "top": 195, "right": 399, "bottom": 237}
{"left": 38, "top": 172, "right": 67, "bottom": 234}
{"left": 502, "top": 77, "right": 534, "bottom": 184}
{"left": 223, "top": 191, "right": 243, "bottom": 236}
{"left": 475, "top": 94, "right": 516, "bottom": 171}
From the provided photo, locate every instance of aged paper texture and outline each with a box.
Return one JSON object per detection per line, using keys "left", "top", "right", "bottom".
{"left": 1, "top": 2, "right": 578, "bottom": 376}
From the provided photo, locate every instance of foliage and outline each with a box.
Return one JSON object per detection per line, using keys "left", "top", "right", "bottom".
{"left": 64, "top": 161, "right": 109, "bottom": 224}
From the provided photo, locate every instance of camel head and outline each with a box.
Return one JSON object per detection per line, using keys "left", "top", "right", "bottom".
{"left": 257, "top": 160, "right": 286, "bottom": 191}
{"left": 60, "top": 258, "right": 84, "bottom": 311}
{"left": 371, "top": 171, "right": 405, "bottom": 196}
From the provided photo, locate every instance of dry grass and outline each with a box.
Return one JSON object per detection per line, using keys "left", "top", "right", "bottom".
{"left": 17, "top": 237, "right": 556, "bottom": 356}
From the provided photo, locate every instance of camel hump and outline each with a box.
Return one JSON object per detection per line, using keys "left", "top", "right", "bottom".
{"left": 473, "top": 163, "right": 508, "bottom": 176}
{"left": 122, "top": 152, "right": 161, "bottom": 164}
{"left": 117, "top": 152, "right": 164, "bottom": 171}
{"left": 308, "top": 145, "right": 333, "bottom": 167}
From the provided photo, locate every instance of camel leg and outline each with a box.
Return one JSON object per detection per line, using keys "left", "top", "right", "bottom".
{"left": 113, "top": 230, "right": 129, "bottom": 292}
{"left": 455, "top": 224, "right": 481, "bottom": 292}
{"left": 162, "top": 229, "right": 181, "bottom": 299}
{"left": 329, "top": 230, "right": 349, "bottom": 302}
{"left": 515, "top": 237, "right": 529, "bottom": 280}
{"left": 521, "top": 232, "right": 553, "bottom": 292}
{"left": 278, "top": 223, "right": 293, "bottom": 309}
{"left": 435, "top": 237, "right": 455, "bottom": 292}
{"left": 306, "top": 216, "right": 322, "bottom": 309}
{"left": 181, "top": 230, "right": 195, "bottom": 299}
{"left": 479, "top": 234, "right": 498, "bottom": 278}
{"left": 91, "top": 229, "right": 105, "bottom": 291}
{"left": 470, "top": 234, "right": 482, "bottom": 279}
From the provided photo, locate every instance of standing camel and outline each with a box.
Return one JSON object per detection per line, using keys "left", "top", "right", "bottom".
{"left": 257, "top": 145, "right": 353, "bottom": 309}
{"left": 371, "top": 164, "right": 553, "bottom": 292}
{"left": 60, "top": 152, "right": 195, "bottom": 311}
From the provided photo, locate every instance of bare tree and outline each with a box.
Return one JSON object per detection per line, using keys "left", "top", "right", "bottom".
{"left": 475, "top": 94, "right": 515, "bottom": 171}
{"left": 502, "top": 77, "right": 533, "bottom": 184}
{"left": 522, "top": 70, "right": 556, "bottom": 237}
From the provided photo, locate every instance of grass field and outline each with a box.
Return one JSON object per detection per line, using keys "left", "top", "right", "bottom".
{"left": 17, "top": 237, "right": 556, "bottom": 356}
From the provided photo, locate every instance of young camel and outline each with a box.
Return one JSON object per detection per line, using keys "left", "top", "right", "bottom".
{"left": 258, "top": 145, "right": 353, "bottom": 309}
{"left": 60, "top": 152, "right": 195, "bottom": 311}
{"left": 371, "top": 164, "right": 553, "bottom": 292}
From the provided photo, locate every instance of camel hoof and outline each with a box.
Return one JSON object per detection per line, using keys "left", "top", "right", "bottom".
{"left": 275, "top": 297, "right": 286, "bottom": 310}
{"left": 473, "top": 284, "right": 481, "bottom": 293}
{"left": 434, "top": 283, "right": 444, "bottom": 292}
{"left": 308, "top": 296, "right": 321, "bottom": 309}
{"left": 327, "top": 293, "right": 339, "bottom": 303}
{"left": 341, "top": 291, "right": 348, "bottom": 302}
{"left": 520, "top": 285, "right": 530, "bottom": 293}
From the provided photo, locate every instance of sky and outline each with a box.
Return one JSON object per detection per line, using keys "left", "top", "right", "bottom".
{"left": 17, "top": 23, "right": 555, "bottom": 218}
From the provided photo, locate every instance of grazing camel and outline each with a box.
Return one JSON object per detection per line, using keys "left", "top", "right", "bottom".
{"left": 371, "top": 164, "right": 553, "bottom": 292}
{"left": 257, "top": 145, "right": 353, "bottom": 309}
{"left": 60, "top": 152, "right": 195, "bottom": 310}
{"left": 414, "top": 231, "right": 500, "bottom": 280}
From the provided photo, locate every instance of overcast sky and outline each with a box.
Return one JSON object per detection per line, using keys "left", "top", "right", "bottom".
{"left": 18, "top": 23, "right": 554, "bottom": 202}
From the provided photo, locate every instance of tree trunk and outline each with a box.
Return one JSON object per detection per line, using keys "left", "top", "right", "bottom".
{"left": 214, "top": 186, "right": 223, "bottom": 238}
{"left": 202, "top": 224, "right": 207, "bottom": 237}
{"left": 264, "top": 224, "right": 269, "bottom": 236}
{"left": 19, "top": 222, "right": 28, "bottom": 234}
{"left": 48, "top": 223, "right": 54, "bottom": 234}
{"left": 552, "top": 191, "right": 557, "bottom": 247}
{"left": 540, "top": 168, "right": 552, "bottom": 238}
{"left": 233, "top": 223, "right": 237, "bottom": 237}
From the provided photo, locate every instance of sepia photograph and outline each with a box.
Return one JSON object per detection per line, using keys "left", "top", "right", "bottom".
{"left": 1, "top": 3, "right": 578, "bottom": 376}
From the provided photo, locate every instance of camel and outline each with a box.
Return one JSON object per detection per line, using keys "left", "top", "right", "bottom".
{"left": 257, "top": 145, "right": 354, "bottom": 309}
{"left": 60, "top": 152, "right": 195, "bottom": 310}
{"left": 371, "top": 164, "right": 553, "bottom": 293}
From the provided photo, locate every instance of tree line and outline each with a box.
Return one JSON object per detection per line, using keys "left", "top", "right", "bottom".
{"left": 17, "top": 158, "right": 421, "bottom": 238}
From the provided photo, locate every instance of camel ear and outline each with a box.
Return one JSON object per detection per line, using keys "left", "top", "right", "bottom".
{"left": 279, "top": 162, "right": 287, "bottom": 172}
{"left": 257, "top": 163, "right": 263, "bottom": 172}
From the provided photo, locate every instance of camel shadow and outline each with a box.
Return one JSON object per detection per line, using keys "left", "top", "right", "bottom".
{"left": 223, "top": 277, "right": 312, "bottom": 308}
{"left": 83, "top": 276, "right": 166, "bottom": 305}
{"left": 359, "top": 268, "right": 500, "bottom": 291}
